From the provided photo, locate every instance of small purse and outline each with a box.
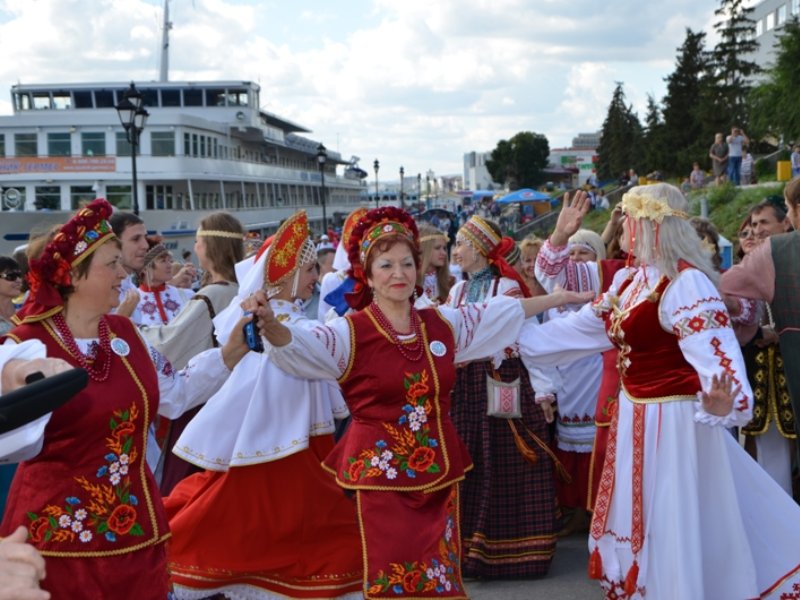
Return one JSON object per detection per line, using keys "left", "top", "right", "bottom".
{"left": 486, "top": 373, "right": 521, "bottom": 419}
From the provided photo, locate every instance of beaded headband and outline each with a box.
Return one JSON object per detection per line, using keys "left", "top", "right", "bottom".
{"left": 197, "top": 229, "right": 245, "bottom": 239}
{"left": 620, "top": 192, "right": 688, "bottom": 223}
{"left": 359, "top": 221, "right": 416, "bottom": 264}
{"left": 458, "top": 215, "right": 501, "bottom": 257}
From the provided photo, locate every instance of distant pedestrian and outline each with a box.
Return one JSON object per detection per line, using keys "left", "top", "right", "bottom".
{"left": 709, "top": 133, "right": 729, "bottom": 185}
{"left": 690, "top": 162, "right": 705, "bottom": 189}
{"left": 726, "top": 126, "right": 749, "bottom": 185}
{"left": 791, "top": 144, "right": 800, "bottom": 178}
{"left": 741, "top": 149, "right": 755, "bottom": 185}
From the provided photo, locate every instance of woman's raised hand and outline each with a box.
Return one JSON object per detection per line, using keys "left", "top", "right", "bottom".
{"left": 551, "top": 190, "right": 591, "bottom": 246}
{"left": 700, "top": 371, "right": 741, "bottom": 417}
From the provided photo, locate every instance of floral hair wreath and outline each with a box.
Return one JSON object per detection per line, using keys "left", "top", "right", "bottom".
{"left": 620, "top": 191, "right": 688, "bottom": 224}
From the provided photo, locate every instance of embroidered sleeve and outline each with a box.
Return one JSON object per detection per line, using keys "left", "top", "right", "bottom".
{"left": 729, "top": 297, "right": 759, "bottom": 326}
{"left": 266, "top": 317, "right": 349, "bottom": 380}
{"left": 535, "top": 239, "right": 600, "bottom": 294}
{"left": 438, "top": 296, "right": 524, "bottom": 364}
{"left": 660, "top": 269, "right": 753, "bottom": 428}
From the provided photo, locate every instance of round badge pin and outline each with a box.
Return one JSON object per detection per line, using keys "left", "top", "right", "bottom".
{"left": 110, "top": 338, "right": 130, "bottom": 357}
{"left": 429, "top": 340, "right": 446, "bottom": 357}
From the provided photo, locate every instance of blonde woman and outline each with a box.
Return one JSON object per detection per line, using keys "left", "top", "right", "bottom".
{"left": 519, "top": 236, "right": 546, "bottom": 296}
{"left": 416, "top": 223, "right": 452, "bottom": 304}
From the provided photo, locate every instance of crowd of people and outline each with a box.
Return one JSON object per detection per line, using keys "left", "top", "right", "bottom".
{"left": 0, "top": 175, "right": 799, "bottom": 599}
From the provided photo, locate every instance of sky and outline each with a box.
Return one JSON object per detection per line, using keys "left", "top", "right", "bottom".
{"left": 0, "top": 0, "right": 738, "bottom": 181}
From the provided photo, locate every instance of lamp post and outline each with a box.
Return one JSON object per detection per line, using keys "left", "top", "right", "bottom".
{"left": 373, "top": 159, "right": 380, "bottom": 207}
{"left": 316, "top": 143, "right": 328, "bottom": 234}
{"left": 426, "top": 174, "right": 431, "bottom": 209}
{"left": 115, "top": 82, "right": 149, "bottom": 216}
{"left": 399, "top": 166, "right": 405, "bottom": 210}
{"left": 417, "top": 173, "right": 421, "bottom": 208}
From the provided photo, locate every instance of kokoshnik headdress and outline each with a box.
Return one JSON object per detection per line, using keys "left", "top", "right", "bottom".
{"left": 15, "top": 198, "right": 116, "bottom": 324}
{"left": 263, "top": 210, "right": 316, "bottom": 299}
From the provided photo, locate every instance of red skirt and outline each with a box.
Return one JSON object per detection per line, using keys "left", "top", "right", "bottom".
{"left": 554, "top": 447, "right": 591, "bottom": 510}
{"left": 359, "top": 485, "right": 466, "bottom": 599}
{"left": 164, "top": 435, "right": 362, "bottom": 598}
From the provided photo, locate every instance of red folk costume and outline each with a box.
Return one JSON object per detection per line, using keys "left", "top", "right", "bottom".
{"left": 266, "top": 208, "right": 528, "bottom": 599}
{"left": 0, "top": 199, "right": 171, "bottom": 599}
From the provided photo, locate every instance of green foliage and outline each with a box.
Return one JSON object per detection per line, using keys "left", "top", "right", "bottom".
{"left": 485, "top": 131, "right": 550, "bottom": 190}
{"left": 749, "top": 18, "right": 800, "bottom": 141}
{"left": 596, "top": 83, "right": 644, "bottom": 180}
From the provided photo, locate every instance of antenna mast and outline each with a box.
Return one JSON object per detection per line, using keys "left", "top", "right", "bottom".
{"left": 159, "top": 0, "right": 172, "bottom": 82}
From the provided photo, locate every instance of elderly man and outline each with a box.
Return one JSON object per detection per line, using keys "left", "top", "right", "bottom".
{"left": 721, "top": 178, "right": 800, "bottom": 495}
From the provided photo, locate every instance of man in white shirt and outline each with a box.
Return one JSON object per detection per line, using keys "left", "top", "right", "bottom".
{"left": 726, "top": 126, "right": 749, "bottom": 186}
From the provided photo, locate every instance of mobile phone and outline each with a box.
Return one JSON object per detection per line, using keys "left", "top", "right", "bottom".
{"left": 243, "top": 317, "right": 264, "bottom": 353}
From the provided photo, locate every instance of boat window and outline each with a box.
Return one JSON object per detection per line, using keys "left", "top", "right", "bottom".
{"left": 116, "top": 132, "right": 132, "bottom": 157}
{"left": 82, "top": 132, "right": 106, "bottom": 157}
{"left": 142, "top": 89, "right": 158, "bottom": 108}
{"left": 161, "top": 89, "right": 181, "bottom": 107}
{"left": 205, "top": 88, "right": 226, "bottom": 106}
{"left": 183, "top": 133, "right": 191, "bottom": 155}
{"left": 13, "top": 92, "right": 32, "bottom": 111}
{"left": 70, "top": 185, "right": 95, "bottom": 210}
{"left": 48, "top": 133, "right": 71, "bottom": 157}
{"left": 152, "top": 131, "right": 175, "bottom": 156}
{"left": 14, "top": 133, "right": 37, "bottom": 157}
{"left": 94, "top": 90, "right": 115, "bottom": 108}
{"left": 34, "top": 186, "right": 61, "bottom": 210}
{"left": 33, "top": 93, "right": 52, "bottom": 110}
{"left": 184, "top": 88, "right": 203, "bottom": 106}
{"left": 74, "top": 90, "right": 93, "bottom": 109}
{"left": 0, "top": 134, "right": 5, "bottom": 157}
{"left": 52, "top": 92, "right": 71, "bottom": 110}
{"left": 227, "top": 89, "right": 249, "bottom": 106}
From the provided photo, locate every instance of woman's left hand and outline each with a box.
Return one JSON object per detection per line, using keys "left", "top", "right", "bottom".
{"left": 700, "top": 372, "right": 741, "bottom": 417}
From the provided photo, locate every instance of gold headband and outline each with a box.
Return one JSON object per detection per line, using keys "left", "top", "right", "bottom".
{"left": 197, "top": 229, "right": 245, "bottom": 239}
{"left": 419, "top": 233, "right": 447, "bottom": 243}
{"left": 620, "top": 192, "right": 689, "bottom": 223}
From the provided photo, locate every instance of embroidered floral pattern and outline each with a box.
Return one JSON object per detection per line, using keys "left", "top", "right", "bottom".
{"left": 27, "top": 403, "right": 144, "bottom": 544}
{"left": 367, "top": 491, "right": 461, "bottom": 596}
{"left": 672, "top": 309, "right": 730, "bottom": 340}
{"left": 343, "top": 371, "right": 440, "bottom": 482}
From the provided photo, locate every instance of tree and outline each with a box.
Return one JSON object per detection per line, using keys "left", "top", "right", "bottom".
{"left": 660, "top": 28, "right": 714, "bottom": 175}
{"left": 596, "top": 83, "right": 644, "bottom": 181}
{"left": 749, "top": 17, "right": 800, "bottom": 143}
{"left": 643, "top": 94, "right": 668, "bottom": 174}
{"left": 485, "top": 131, "right": 550, "bottom": 190}
{"left": 711, "top": 0, "right": 761, "bottom": 127}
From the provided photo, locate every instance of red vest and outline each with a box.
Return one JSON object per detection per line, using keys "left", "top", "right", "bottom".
{"left": 605, "top": 273, "right": 701, "bottom": 401}
{"left": 323, "top": 306, "right": 472, "bottom": 490}
{"left": 1, "top": 315, "right": 169, "bottom": 556}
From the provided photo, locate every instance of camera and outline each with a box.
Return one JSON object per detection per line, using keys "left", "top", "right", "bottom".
{"left": 243, "top": 317, "right": 264, "bottom": 353}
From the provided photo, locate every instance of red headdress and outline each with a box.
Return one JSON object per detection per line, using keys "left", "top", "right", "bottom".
{"left": 263, "top": 210, "right": 315, "bottom": 298}
{"left": 344, "top": 206, "right": 419, "bottom": 310}
{"left": 341, "top": 207, "right": 369, "bottom": 250}
{"left": 15, "top": 198, "right": 116, "bottom": 324}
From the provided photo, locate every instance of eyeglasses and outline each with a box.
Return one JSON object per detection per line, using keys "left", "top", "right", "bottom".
{"left": 737, "top": 229, "right": 754, "bottom": 239}
{"left": 0, "top": 271, "right": 22, "bottom": 282}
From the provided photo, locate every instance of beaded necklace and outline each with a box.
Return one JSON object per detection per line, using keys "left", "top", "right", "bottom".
{"left": 52, "top": 312, "right": 113, "bottom": 382}
{"left": 464, "top": 266, "right": 495, "bottom": 303}
{"left": 369, "top": 301, "right": 424, "bottom": 362}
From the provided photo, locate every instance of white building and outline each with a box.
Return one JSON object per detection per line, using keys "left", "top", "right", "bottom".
{"left": 463, "top": 151, "right": 498, "bottom": 192}
{"left": 750, "top": 0, "right": 800, "bottom": 69}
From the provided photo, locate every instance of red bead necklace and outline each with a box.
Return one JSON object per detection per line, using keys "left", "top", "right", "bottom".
{"left": 52, "top": 312, "right": 113, "bottom": 382}
{"left": 369, "top": 302, "right": 424, "bottom": 362}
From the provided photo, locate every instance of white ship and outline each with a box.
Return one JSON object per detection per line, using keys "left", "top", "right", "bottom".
{"left": 0, "top": 2, "right": 367, "bottom": 256}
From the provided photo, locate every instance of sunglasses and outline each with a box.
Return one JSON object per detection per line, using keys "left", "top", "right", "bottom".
{"left": 0, "top": 271, "right": 22, "bottom": 282}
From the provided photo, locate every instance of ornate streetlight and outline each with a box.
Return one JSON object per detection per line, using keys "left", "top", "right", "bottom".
{"left": 373, "top": 159, "right": 380, "bottom": 207}
{"left": 316, "top": 143, "right": 328, "bottom": 234}
{"left": 115, "top": 82, "right": 149, "bottom": 216}
{"left": 417, "top": 173, "right": 421, "bottom": 207}
{"left": 399, "top": 165, "right": 405, "bottom": 210}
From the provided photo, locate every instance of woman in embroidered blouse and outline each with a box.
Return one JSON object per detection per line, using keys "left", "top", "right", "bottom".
{"left": 128, "top": 237, "right": 195, "bottom": 328}
{"left": 446, "top": 215, "right": 561, "bottom": 579}
{"left": 416, "top": 223, "right": 452, "bottom": 305}
{"left": 139, "top": 212, "right": 245, "bottom": 496}
{"left": 520, "top": 183, "right": 800, "bottom": 599}
{"left": 0, "top": 199, "right": 251, "bottom": 600}
{"left": 245, "top": 207, "right": 590, "bottom": 600}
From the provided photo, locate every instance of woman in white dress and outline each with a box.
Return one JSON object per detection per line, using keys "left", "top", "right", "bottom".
{"left": 520, "top": 183, "right": 800, "bottom": 599}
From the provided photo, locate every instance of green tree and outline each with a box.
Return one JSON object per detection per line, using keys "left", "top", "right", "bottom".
{"left": 485, "top": 131, "right": 550, "bottom": 190}
{"left": 660, "top": 28, "right": 714, "bottom": 175}
{"left": 711, "top": 0, "right": 761, "bottom": 127}
{"left": 749, "top": 18, "right": 800, "bottom": 142}
{"left": 643, "top": 94, "right": 667, "bottom": 174}
{"left": 596, "top": 83, "right": 644, "bottom": 181}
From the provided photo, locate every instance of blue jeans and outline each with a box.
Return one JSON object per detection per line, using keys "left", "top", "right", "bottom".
{"left": 728, "top": 156, "right": 742, "bottom": 185}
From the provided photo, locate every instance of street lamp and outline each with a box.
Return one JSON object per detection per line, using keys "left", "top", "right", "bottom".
{"left": 417, "top": 173, "right": 421, "bottom": 207}
{"left": 373, "top": 159, "right": 380, "bottom": 207}
{"left": 115, "top": 82, "right": 149, "bottom": 216}
{"left": 316, "top": 143, "right": 328, "bottom": 234}
{"left": 399, "top": 166, "right": 405, "bottom": 210}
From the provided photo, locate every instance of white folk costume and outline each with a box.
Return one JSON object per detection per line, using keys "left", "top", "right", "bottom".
{"left": 520, "top": 187, "right": 800, "bottom": 599}
{"left": 164, "top": 211, "right": 363, "bottom": 600}
{"left": 0, "top": 199, "right": 234, "bottom": 600}
{"left": 131, "top": 283, "right": 194, "bottom": 327}
{"left": 317, "top": 208, "right": 367, "bottom": 322}
{"left": 266, "top": 207, "right": 527, "bottom": 599}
